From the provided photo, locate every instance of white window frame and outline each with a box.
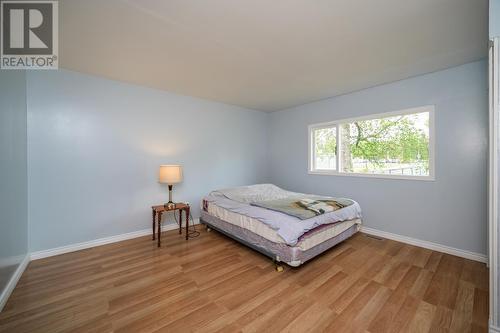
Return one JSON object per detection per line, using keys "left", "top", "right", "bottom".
{"left": 308, "top": 105, "right": 435, "bottom": 181}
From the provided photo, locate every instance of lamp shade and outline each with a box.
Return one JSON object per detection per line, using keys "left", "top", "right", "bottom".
{"left": 159, "top": 165, "right": 183, "bottom": 184}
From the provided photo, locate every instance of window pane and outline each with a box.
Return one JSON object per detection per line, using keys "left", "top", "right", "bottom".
{"left": 314, "top": 127, "right": 336, "bottom": 170}
{"left": 339, "top": 112, "right": 430, "bottom": 176}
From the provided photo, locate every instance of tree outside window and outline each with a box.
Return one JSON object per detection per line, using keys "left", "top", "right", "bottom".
{"left": 310, "top": 108, "right": 432, "bottom": 179}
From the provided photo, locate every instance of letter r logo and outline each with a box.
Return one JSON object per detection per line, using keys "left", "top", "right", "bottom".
{"left": 2, "top": 2, "right": 54, "bottom": 55}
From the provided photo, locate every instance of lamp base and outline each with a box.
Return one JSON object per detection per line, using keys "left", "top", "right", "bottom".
{"left": 164, "top": 185, "right": 175, "bottom": 209}
{"left": 164, "top": 201, "right": 176, "bottom": 209}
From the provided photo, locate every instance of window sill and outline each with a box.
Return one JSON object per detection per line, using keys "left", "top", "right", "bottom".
{"left": 308, "top": 170, "right": 435, "bottom": 181}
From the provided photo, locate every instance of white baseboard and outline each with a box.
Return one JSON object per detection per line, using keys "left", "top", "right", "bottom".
{"left": 361, "top": 226, "right": 487, "bottom": 263}
{"left": 0, "top": 254, "right": 30, "bottom": 312}
{"left": 31, "top": 219, "right": 200, "bottom": 261}
{"left": 30, "top": 221, "right": 486, "bottom": 263}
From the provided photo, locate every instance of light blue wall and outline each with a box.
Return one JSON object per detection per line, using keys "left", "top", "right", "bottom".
{"left": 25, "top": 61, "right": 489, "bottom": 255}
{"left": 491, "top": 0, "right": 500, "bottom": 38}
{"left": 269, "top": 60, "right": 488, "bottom": 255}
{"left": 0, "top": 71, "right": 28, "bottom": 292}
{"left": 27, "top": 70, "right": 269, "bottom": 252}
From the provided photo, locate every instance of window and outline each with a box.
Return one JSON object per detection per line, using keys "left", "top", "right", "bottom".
{"left": 308, "top": 106, "right": 435, "bottom": 180}
{"left": 312, "top": 126, "right": 337, "bottom": 170}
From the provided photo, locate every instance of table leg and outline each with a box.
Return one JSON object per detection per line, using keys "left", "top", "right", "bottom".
{"left": 185, "top": 206, "right": 190, "bottom": 240}
{"left": 178, "top": 209, "right": 182, "bottom": 234}
{"left": 152, "top": 209, "right": 156, "bottom": 240}
{"left": 157, "top": 211, "right": 162, "bottom": 247}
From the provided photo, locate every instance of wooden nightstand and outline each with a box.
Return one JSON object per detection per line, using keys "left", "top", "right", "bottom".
{"left": 151, "top": 203, "right": 190, "bottom": 247}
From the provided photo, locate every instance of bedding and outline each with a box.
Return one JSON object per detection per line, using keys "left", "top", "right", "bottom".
{"left": 204, "top": 184, "right": 362, "bottom": 246}
{"left": 213, "top": 184, "right": 295, "bottom": 203}
{"left": 251, "top": 196, "right": 355, "bottom": 220}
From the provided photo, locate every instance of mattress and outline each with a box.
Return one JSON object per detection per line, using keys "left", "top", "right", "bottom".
{"left": 207, "top": 201, "right": 361, "bottom": 252}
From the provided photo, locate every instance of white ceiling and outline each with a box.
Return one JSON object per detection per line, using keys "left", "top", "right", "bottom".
{"left": 60, "top": 0, "right": 488, "bottom": 111}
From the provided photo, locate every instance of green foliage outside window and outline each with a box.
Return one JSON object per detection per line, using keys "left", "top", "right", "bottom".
{"left": 313, "top": 112, "right": 430, "bottom": 176}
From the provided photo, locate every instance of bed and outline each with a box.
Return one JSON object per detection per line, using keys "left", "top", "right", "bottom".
{"left": 200, "top": 184, "right": 362, "bottom": 270}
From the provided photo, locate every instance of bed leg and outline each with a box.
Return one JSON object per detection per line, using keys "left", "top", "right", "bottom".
{"left": 273, "top": 260, "right": 284, "bottom": 272}
{"left": 206, "top": 226, "right": 211, "bottom": 232}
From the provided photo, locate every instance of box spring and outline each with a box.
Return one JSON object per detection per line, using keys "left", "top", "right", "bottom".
{"left": 200, "top": 211, "right": 359, "bottom": 267}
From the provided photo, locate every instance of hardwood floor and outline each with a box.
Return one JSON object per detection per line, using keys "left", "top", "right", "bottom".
{"left": 0, "top": 227, "right": 489, "bottom": 333}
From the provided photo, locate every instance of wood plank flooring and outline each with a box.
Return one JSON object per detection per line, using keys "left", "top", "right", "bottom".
{"left": 0, "top": 227, "right": 489, "bottom": 332}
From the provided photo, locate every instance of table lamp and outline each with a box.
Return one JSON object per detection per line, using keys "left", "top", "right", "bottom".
{"left": 159, "top": 165, "right": 183, "bottom": 209}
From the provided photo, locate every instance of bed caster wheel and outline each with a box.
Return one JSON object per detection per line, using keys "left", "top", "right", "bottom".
{"left": 206, "top": 227, "right": 211, "bottom": 232}
{"left": 275, "top": 265, "right": 284, "bottom": 272}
